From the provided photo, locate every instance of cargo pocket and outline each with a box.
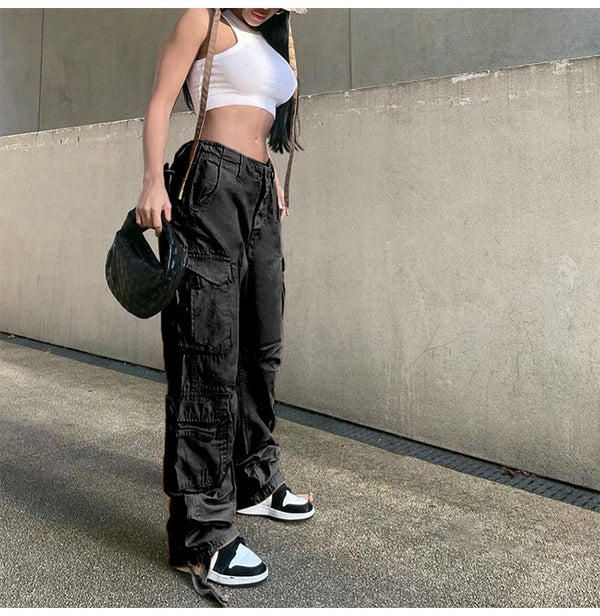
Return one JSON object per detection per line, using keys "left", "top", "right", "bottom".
{"left": 175, "top": 255, "right": 235, "bottom": 354}
{"left": 163, "top": 394, "right": 233, "bottom": 493}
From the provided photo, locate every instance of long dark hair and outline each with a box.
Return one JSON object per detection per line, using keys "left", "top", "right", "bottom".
{"left": 181, "top": 8, "right": 303, "bottom": 156}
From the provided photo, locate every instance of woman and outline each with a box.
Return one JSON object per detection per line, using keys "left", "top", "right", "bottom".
{"left": 135, "top": 8, "right": 314, "bottom": 606}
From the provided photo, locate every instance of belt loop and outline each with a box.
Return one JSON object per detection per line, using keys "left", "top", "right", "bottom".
{"left": 236, "top": 157, "right": 246, "bottom": 183}
{"left": 196, "top": 139, "right": 205, "bottom": 166}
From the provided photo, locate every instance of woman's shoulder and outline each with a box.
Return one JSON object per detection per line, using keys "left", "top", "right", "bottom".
{"left": 179, "top": 7, "right": 213, "bottom": 31}
{"left": 174, "top": 8, "right": 215, "bottom": 41}
{"left": 171, "top": 8, "right": 213, "bottom": 57}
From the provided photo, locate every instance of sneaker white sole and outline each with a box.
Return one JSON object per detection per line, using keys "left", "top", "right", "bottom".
{"left": 173, "top": 565, "right": 269, "bottom": 587}
{"left": 207, "top": 567, "right": 269, "bottom": 586}
{"left": 236, "top": 502, "right": 316, "bottom": 521}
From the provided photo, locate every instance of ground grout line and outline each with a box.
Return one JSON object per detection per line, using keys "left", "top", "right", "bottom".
{"left": 2, "top": 330, "right": 599, "bottom": 514}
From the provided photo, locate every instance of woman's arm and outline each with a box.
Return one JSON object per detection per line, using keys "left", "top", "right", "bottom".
{"left": 137, "top": 8, "right": 211, "bottom": 234}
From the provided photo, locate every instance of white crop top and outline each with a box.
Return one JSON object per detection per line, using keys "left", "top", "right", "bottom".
{"left": 186, "top": 9, "right": 298, "bottom": 119}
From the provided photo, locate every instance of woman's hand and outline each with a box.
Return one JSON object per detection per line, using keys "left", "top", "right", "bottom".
{"left": 267, "top": 145, "right": 288, "bottom": 220}
{"left": 136, "top": 177, "right": 171, "bottom": 237}
{"left": 276, "top": 180, "right": 288, "bottom": 220}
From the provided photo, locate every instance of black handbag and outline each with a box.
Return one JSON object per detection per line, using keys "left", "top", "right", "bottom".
{"left": 105, "top": 207, "right": 187, "bottom": 318}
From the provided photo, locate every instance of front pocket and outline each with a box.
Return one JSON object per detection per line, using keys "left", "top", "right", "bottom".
{"left": 175, "top": 255, "right": 235, "bottom": 354}
{"left": 188, "top": 155, "right": 221, "bottom": 210}
{"left": 163, "top": 395, "right": 233, "bottom": 493}
{"left": 163, "top": 162, "right": 176, "bottom": 196}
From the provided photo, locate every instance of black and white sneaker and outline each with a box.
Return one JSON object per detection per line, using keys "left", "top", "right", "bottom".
{"left": 237, "top": 483, "right": 316, "bottom": 521}
{"left": 174, "top": 535, "right": 268, "bottom": 589}
{"left": 208, "top": 535, "right": 269, "bottom": 586}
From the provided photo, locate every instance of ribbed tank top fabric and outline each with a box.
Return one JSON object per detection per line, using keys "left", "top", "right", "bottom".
{"left": 185, "top": 9, "right": 298, "bottom": 119}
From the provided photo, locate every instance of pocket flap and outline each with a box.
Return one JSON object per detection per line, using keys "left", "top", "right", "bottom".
{"left": 166, "top": 395, "right": 229, "bottom": 424}
{"left": 186, "top": 257, "right": 233, "bottom": 286}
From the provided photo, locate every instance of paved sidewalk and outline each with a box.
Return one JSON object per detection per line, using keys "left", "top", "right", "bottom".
{"left": 1, "top": 337, "right": 599, "bottom": 607}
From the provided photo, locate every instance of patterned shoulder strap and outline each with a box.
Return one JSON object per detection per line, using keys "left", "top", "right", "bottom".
{"left": 177, "top": 8, "right": 300, "bottom": 215}
{"left": 177, "top": 8, "right": 221, "bottom": 201}
{"left": 283, "top": 16, "right": 299, "bottom": 215}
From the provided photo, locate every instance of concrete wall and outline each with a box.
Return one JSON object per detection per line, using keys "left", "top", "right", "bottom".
{"left": 3, "top": 8, "right": 600, "bottom": 136}
{"left": 0, "top": 9, "right": 43, "bottom": 136}
{"left": 2, "top": 54, "right": 600, "bottom": 491}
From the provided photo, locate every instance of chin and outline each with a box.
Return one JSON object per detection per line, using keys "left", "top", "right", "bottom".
{"left": 243, "top": 9, "right": 270, "bottom": 26}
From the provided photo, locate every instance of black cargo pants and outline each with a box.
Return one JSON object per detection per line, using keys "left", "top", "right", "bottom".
{"left": 159, "top": 138, "right": 287, "bottom": 567}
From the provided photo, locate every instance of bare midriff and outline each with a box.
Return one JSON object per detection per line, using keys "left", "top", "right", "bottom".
{"left": 197, "top": 105, "right": 275, "bottom": 165}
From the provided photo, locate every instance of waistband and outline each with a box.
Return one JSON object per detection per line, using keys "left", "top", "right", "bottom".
{"left": 197, "top": 138, "right": 275, "bottom": 180}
